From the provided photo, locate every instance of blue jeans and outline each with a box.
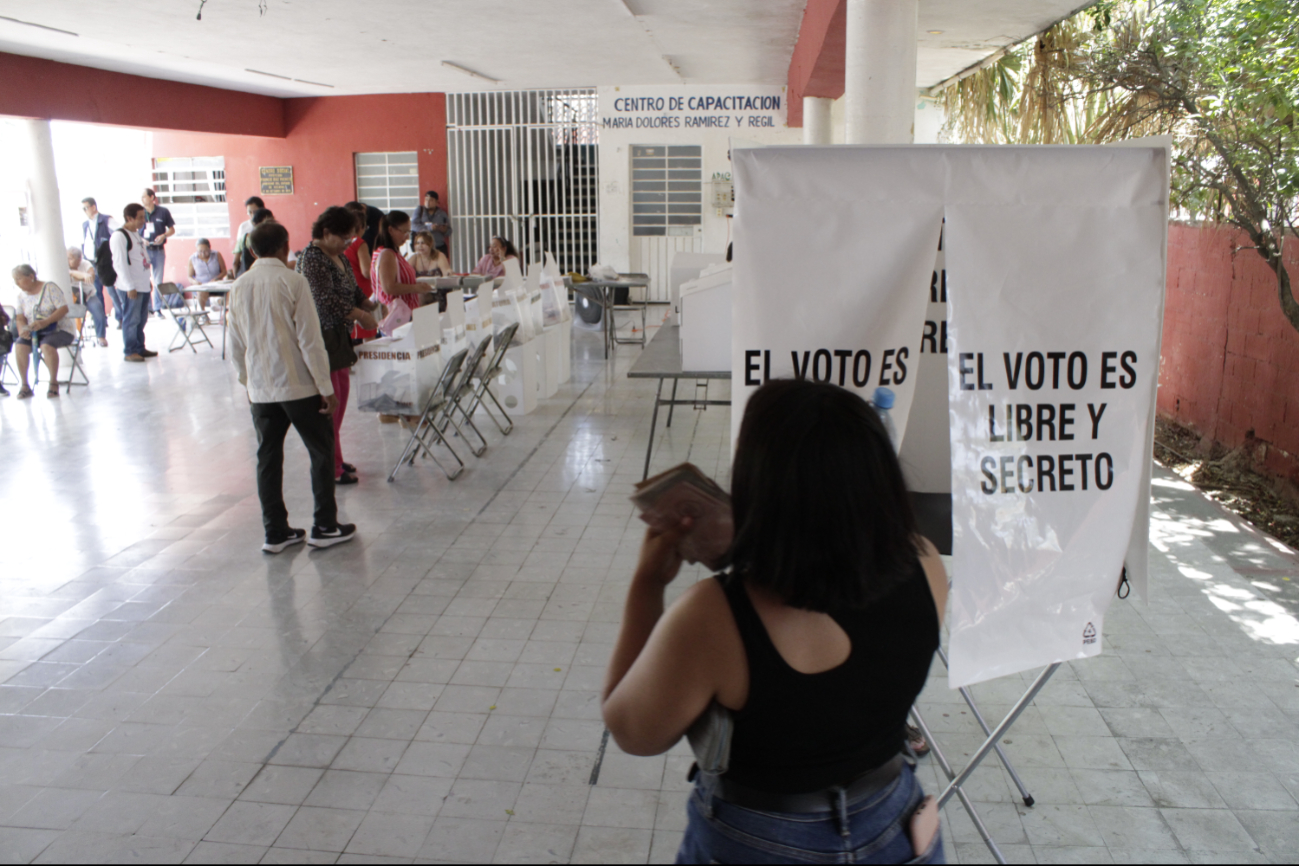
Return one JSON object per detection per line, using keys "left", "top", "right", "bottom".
{"left": 146, "top": 245, "right": 166, "bottom": 311}
{"left": 121, "top": 289, "right": 149, "bottom": 356}
{"left": 107, "top": 285, "right": 127, "bottom": 325}
{"left": 677, "top": 764, "right": 943, "bottom": 865}
{"left": 85, "top": 276, "right": 107, "bottom": 339}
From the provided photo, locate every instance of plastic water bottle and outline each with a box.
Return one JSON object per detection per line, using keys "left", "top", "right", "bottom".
{"left": 872, "top": 387, "right": 898, "bottom": 451}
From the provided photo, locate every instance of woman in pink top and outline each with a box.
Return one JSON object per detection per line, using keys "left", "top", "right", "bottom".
{"left": 473, "top": 236, "right": 518, "bottom": 278}
{"left": 370, "top": 210, "right": 426, "bottom": 330}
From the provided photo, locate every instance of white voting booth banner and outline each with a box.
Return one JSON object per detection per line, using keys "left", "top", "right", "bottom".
{"left": 732, "top": 146, "right": 1167, "bottom": 689}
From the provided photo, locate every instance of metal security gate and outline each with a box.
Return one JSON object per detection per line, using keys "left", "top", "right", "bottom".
{"left": 446, "top": 89, "right": 598, "bottom": 276}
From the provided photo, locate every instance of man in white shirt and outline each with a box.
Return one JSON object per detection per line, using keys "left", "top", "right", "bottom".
{"left": 111, "top": 203, "right": 156, "bottom": 362}
{"left": 232, "top": 195, "right": 264, "bottom": 274}
{"left": 228, "top": 221, "right": 355, "bottom": 553}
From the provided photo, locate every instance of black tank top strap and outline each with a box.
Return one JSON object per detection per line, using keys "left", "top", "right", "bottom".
{"left": 715, "top": 573, "right": 785, "bottom": 672}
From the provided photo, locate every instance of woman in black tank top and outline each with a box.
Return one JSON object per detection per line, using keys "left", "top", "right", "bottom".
{"left": 603, "top": 379, "right": 947, "bottom": 864}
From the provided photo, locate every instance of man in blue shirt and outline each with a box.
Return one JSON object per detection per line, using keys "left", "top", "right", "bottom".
{"left": 141, "top": 188, "right": 176, "bottom": 314}
{"left": 80, "top": 196, "right": 114, "bottom": 341}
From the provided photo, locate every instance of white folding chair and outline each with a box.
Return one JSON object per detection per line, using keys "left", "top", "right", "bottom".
{"left": 160, "top": 282, "right": 214, "bottom": 353}
{"left": 57, "top": 303, "right": 90, "bottom": 387}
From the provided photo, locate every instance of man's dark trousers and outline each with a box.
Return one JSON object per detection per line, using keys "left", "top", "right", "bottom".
{"left": 251, "top": 395, "right": 337, "bottom": 535}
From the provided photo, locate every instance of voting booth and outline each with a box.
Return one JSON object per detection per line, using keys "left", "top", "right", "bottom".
{"left": 732, "top": 144, "right": 1169, "bottom": 862}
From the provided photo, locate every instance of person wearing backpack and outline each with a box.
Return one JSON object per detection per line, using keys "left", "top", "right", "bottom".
{"left": 111, "top": 203, "right": 156, "bottom": 362}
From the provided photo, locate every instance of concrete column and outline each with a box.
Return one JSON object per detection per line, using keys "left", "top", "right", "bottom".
{"left": 22, "top": 119, "right": 71, "bottom": 292}
{"left": 803, "top": 96, "right": 833, "bottom": 144}
{"left": 844, "top": 0, "right": 919, "bottom": 144}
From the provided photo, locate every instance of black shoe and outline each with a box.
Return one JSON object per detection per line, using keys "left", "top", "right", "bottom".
{"left": 0, "top": 386, "right": 9, "bottom": 396}
{"left": 341, "top": 462, "right": 357, "bottom": 473}
{"left": 140, "top": 349, "right": 158, "bottom": 358}
{"left": 336, "top": 472, "right": 359, "bottom": 485}
{"left": 308, "top": 523, "right": 356, "bottom": 548}
{"left": 262, "top": 527, "right": 307, "bottom": 554}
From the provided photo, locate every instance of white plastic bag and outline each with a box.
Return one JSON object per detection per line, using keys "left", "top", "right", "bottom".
{"left": 589, "top": 263, "right": 618, "bottom": 282}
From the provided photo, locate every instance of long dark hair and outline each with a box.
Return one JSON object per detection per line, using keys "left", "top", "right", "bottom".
{"left": 729, "top": 379, "right": 920, "bottom": 612}
{"left": 492, "top": 235, "right": 519, "bottom": 259}
{"left": 375, "top": 210, "right": 410, "bottom": 251}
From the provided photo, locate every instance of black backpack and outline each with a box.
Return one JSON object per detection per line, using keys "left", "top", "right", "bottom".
{"left": 95, "top": 228, "right": 131, "bottom": 287}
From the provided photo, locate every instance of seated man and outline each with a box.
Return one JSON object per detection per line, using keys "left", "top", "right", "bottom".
{"left": 11, "top": 263, "right": 75, "bottom": 398}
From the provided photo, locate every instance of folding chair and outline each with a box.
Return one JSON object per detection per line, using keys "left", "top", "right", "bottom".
{"left": 57, "top": 303, "right": 90, "bottom": 387}
{"left": 388, "top": 348, "right": 469, "bottom": 482}
{"left": 159, "top": 282, "right": 214, "bottom": 353}
{"left": 438, "top": 335, "right": 493, "bottom": 457}
{"left": 469, "top": 323, "right": 519, "bottom": 436}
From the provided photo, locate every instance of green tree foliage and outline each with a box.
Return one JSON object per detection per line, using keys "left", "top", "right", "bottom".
{"left": 941, "top": 0, "right": 1299, "bottom": 333}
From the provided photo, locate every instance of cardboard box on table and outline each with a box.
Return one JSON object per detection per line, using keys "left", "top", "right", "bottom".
{"left": 489, "top": 269, "right": 538, "bottom": 415}
{"left": 679, "top": 263, "right": 732, "bottom": 372}
{"left": 355, "top": 305, "right": 444, "bottom": 415}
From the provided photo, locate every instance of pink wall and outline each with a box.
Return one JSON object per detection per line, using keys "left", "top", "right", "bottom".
{"left": 151, "top": 93, "right": 448, "bottom": 280}
{"left": 1159, "top": 223, "right": 1299, "bottom": 484}
{"left": 0, "top": 52, "right": 284, "bottom": 137}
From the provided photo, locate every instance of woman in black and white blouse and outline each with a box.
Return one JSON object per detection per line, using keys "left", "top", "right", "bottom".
{"left": 297, "top": 206, "right": 377, "bottom": 485}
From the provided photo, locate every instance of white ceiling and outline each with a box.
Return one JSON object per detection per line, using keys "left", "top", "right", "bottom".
{"left": 0, "top": 0, "right": 1093, "bottom": 99}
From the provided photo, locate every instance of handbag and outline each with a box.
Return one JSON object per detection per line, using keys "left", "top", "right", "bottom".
{"left": 322, "top": 322, "right": 357, "bottom": 371}
{"left": 686, "top": 700, "right": 734, "bottom": 777}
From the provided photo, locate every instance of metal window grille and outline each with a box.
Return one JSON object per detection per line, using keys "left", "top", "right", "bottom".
{"left": 151, "top": 156, "right": 228, "bottom": 239}
{"left": 631, "top": 145, "right": 702, "bottom": 236}
{"left": 355, "top": 151, "right": 421, "bottom": 212}
{"left": 446, "top": 89, "right": 598, "bottom": 276}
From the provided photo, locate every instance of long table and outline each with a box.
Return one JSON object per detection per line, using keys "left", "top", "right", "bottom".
{"left": 627, "top": 325, "right": 730, "bottom": 480}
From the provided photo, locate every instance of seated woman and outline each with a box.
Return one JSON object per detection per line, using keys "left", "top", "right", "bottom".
{"left": 370, "top": 210, "right": 428, "bottom": 331}
{"left": 472, "top": 236, "right": 518, "bottom": 279}
{"left": 602, "top": 378, "right": 947, "bottom": 865}
{"left": 187, "top": 238, "right": 228, "bottom": 311}
{"left": 407, "top": 231, "right": 450, "bottom": 278}
{"left": 407, "top": 231, "right": 453, "bottom": 311}
{"left": 11, "top": 264, "right": 77, "bottom": 398}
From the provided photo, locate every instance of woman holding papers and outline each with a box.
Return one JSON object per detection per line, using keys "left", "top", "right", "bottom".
{"left": 603, "top": 379, "right": 948, "bottom": 864}
{"left": 370, "top": 210, "right": 426, "bottom": 332}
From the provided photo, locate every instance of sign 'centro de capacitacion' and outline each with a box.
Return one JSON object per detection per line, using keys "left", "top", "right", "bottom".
{"left": 604, "top": 94, "right": 783, "bottom": 129}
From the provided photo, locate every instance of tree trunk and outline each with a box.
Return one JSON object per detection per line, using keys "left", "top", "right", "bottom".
{"left": 1273, "top": 236, "right": 1299, "bottom": 336}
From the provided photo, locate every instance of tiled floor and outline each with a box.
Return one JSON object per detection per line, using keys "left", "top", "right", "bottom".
{"left": 1, "top": 314, "right": 1298, "bottom": 864}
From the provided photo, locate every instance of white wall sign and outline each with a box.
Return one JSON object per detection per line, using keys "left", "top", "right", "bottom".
{"left": 732, "top": 145, "right": 1168, "bottom": 688}
{"left": 597, "top": 86, "right": 798, "bottom": 278}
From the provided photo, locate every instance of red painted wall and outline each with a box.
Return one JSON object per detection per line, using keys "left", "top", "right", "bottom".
{"left": 1159, "top": 223, "right": 1299, "bottom": 484}
{"left": 0, "top": 52, "right": 284, "bottom": 137}
{"left": 787, "top": 0, "right": 846, "bottom": 127}
{"left": 151, "top": 93, "right": 447, "bottom": 280}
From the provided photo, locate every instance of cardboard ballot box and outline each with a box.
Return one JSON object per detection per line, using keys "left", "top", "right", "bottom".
{"left": 355, "top": 305, "right": 443, "bottom": 414}
{"left": 679, "top": 263, "right": 732, "bottom": 372}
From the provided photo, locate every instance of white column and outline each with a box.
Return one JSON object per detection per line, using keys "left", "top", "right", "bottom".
{"left": 803, "top": 96, "right": 833, "bottom": 144}
{"left": 844, "top": 0, "right": 919, "bottom": 144}
{"left": 22, "top": 119, "right": 71, "bottom": 293}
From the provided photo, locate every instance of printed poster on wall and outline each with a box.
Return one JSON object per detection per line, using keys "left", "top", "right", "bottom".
{"left": 733, "top": 146, "right": 1167, "bottom": 689}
